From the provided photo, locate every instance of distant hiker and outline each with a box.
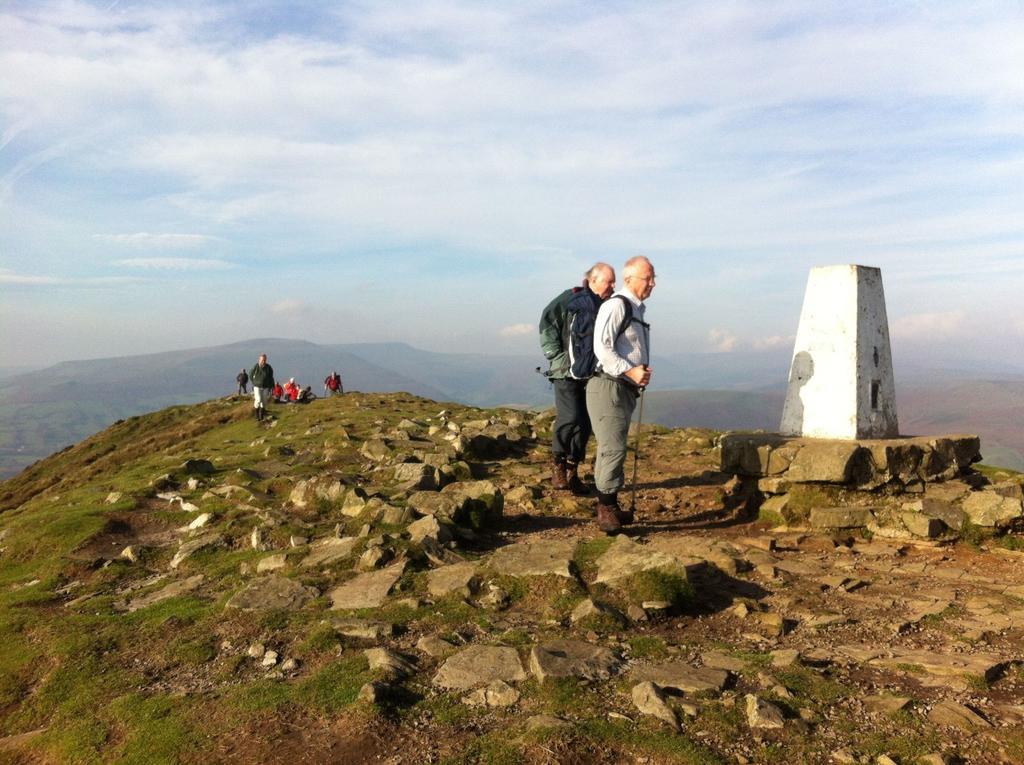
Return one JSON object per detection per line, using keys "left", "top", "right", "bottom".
{"left": 283, "top": 378, "right": 300, "bottom": 402}
{"left": 272, "top": 382, "right": 284, "bottom": 403}
{"left": 249, "top": 353, "right": 274, "bottom": 421}
{"left": 586, "top": 256, "right": 655, "bottom": 534}
{"left": 539, "top": 262, "right": 616, "bottom": 495}
{"left": 236, "top": 368, "right": 249, "bottom": 395}
{"left": 324, "top": 371, "right": 343, "bottom": 396}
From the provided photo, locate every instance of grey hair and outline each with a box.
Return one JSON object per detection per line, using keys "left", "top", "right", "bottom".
{"left": 623, "top": 256, "right": 652, "bottom": 280}
{"left": 585, "top": 262, "right": 614, "bottom": 281}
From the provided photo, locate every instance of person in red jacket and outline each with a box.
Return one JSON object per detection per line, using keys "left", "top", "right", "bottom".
{"left": 272, "top": 382, "right": 284, "bottom": 403}
{"left": 324, "top": 371, "right": 343, "bottom": 396}
{"left": 283, "top": 378, "right": 299, "bottom": 402}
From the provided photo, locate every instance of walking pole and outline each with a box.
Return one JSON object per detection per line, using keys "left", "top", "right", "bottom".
{"left": 628, "top": 386, "right": 646, "bottom": 514}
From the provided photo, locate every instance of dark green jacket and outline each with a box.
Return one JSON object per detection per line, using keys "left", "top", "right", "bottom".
{"left": 538, "top": 287, "right": 578, "bottom": 379}
{"left": 250, "top": 362, "right": 275, "bottom": 389}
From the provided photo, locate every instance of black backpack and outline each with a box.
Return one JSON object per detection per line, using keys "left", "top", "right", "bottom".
{"left": 565, "top": 293, "right": 633, "bottom": 379}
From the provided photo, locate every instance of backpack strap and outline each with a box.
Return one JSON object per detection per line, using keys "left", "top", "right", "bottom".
{"left": 612, "top": 295, "right": 635, "bottom": 342}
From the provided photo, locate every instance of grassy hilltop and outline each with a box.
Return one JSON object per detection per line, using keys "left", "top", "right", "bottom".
{"left": 0, "top": 393, "right": 1023, "bottom": 765}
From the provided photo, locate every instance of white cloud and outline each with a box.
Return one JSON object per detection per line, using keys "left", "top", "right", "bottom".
{"left": 269, "top": 299, "right": 310, "bottom": 317}
{"left": 0, "top": 269, "right": 141, "bottom": 286}
{"left": 708, "top": 328, "right": 739, "bottom": 353}
{"left": 114, "top": 257, "right": 232, "bottom": 271}
{"left": 752, "top": 335, "right": 794, "bottom": 351}
{"left": 499, "top": 323, "right": 533, "bottom": 338}
{"left": 891, "top": 310, "right": 967, "bottom": 340}
{"left": 95, "top": 233, "right": 215, "bottom": 249}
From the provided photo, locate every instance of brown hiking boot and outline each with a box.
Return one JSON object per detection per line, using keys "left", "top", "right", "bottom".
{"left": 551, "top": 459, "right": 569, "bottom": 490}
{"left": 595, "top": 502, "right": 622, "bottom": 535}
{"left": 565, "top": 461, "right": 591, "bottom": 496}
{"left": 613, "top": 506, "right": 635, "bottom": 525}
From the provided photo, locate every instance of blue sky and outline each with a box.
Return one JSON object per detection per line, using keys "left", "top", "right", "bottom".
{"left": 1, "top": 0, "right": 1022, "bottom": 369}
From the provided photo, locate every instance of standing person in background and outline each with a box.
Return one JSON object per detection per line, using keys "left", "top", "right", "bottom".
{"left": 586, "top": 256, "right": 655, "bottom": 534}
{"left": 249, "top": 353, "right": 274, "bottom": 422}
{"left": 539, "top": 262, "right": 616, "bottom": 495}
{"left": 236, "top": 368, "right": 249, "bottom": 396}
{"left": 324, "top": 370, "right": 343, "bottom": 396}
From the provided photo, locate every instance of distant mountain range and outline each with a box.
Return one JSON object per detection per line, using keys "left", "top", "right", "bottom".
{"left": 1, "top": 337, "right": 1021, "bottom": 478}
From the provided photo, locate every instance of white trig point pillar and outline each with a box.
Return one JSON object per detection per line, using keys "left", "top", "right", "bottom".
{"left": 780, "top": 264, "right": 899, "bottom": 439}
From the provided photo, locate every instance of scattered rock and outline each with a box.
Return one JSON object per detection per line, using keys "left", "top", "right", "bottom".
{"left": 525, "top": 715, "right": 573, "bottom": 731}
{"left": 226, "top": 575, "right": 317, "bottom": 611}
{"left": 962, "top": 491, "right": 1023, "bottom": 528}
{"left": 169, "top": 532, "right": 225, "bottom": 569}
{"left": 364, "top": 647, "right": 416, "bottom": 679}
{"left": 632, "top": 661, "right": 729, "bottom": 694}
{"left": 300, "top": 537, "right": 358, "bottom": 568}
{"left": 570, "top": 598, "right": 626, "bottom": 627}
{"left": 329, "top": 561, "right": 407, "bottom": 610}
{"left": 416, "top": 635, "right": 457, "bottom": 658}
{"left": 358, "top": 680, "right": 392, "bottom": 704}
{"left": 745, "top": 693, "right": 785, "bottom": 729}
{"left": 487, "top": 540, "right": 576, "bottom": 578}
{"left": 927, "top": 701, "right": 991, "bottom": 730}
{"left": 809, "top": 507, "right": 874, "bottom": 530}
{"left": 529, "top": 640, "right": 620, "bottom": 683}
{"left": 407, "top": 515, "right": 453, "bottom": 545}
{"left": 433, "top": 645, "right": 527, "bottom": 690}
{"left": 256, "top": 553, "right": 288, "bottom": 573}
{"left": 124, "top": 574, "right": 204, "bottom": 612}
{"left": 631, "top": 681, "right": 679, "bottom": 731}
{"left": 326, "top": 618, "right": 395, "bottom": 641}
{"left": 462, "top": 680, "right": 520, "bottom": 708}
{"left": 181, "top": 459, "right": 216, "bottom": 475}
{"left": 427, "top": 562, "right": 480, "bottom": 598}
{"left": 864, "top": 695, "right": 912, "bottom": 715}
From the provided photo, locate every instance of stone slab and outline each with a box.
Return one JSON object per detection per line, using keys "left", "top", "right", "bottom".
{"left": 529, "top": 640, "right": 620, "bottom": 683}
{"left": 226, "top": 575, "right": 317, "bottom": 611}
{"left": 329, "top": 560, "right": 407, "bottom": 610}
{"left": 427, "top": 562, "right": 480, "bottom": 598}
{"left": 487, "top": 539, "right": 576, "bottom": 578}
{"left": 432, "top": 645, "right": 526, "bottom": 690}
{"left": 300, "top": 537, "right": 358, "bottom": 568}
{"left": 632, "top": 661, "right": 730, "bottom": 694}
{"left": 594, "top": 535, "right": 704, "bottom": 585}
{"left": 125, "top": 574, "right": 204, "bottom": 612}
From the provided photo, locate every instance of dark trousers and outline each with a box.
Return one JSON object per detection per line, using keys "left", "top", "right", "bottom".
{"left": 552, "top": 378, "right": 591, "bottom": 463}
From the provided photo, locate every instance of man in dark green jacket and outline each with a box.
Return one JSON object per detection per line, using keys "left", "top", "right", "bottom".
{"left": 249, "top": 353, "right": 275, "bottom": 421}
{"left": 538, "top": 263, "right": 615, "bottom": 493}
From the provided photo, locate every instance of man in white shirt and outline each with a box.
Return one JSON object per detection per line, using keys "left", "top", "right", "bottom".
{"left": 586, "top": 256, "right": 655, "bottom": 534}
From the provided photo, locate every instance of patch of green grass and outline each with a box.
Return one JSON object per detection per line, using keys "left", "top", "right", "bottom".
{"left": 757, "top": 507, "right": 786, "bottom": 526}
{"left": 415, "top": 694, "right": 478, "bottom": 726}
{"left": 573, "top": 537, "right": 613, "bottom": 579}
{"left": 895, "top": 663, "right": 926, "bottom": 675}
{"left": 294, "top": 654, "right": 370, "bottom": 713}
{"left": 997, "top": 534, "right": 1024, "bottom": 552}
{"left": 169, "top": 636, "right": 216, "bottom": 666}
{"left": 773, "top": 665, "right": 851, "bottom": 706}
{"left": 627, "top": 635, "right": 671, "bottom": 660}
{"left": 534, "top": 678, "right": 603, "bottom": 718}
{"left": 622, "top": 567, "right": 694, "bottom": 610}
{"left": 107, "top": 693, "right": 198, "bottom": 765}
{"left": 300, "top": 623, "right": 340, "bottom": 655}
{"left": 965, "top": 673, "right": 990, "bottom": 692}
{"left": 958, "top": 520, "right": 990, "bottom": 549}
{"left": 579, "top": 716, "right": 726, "bottom": 764}
{"left": 441, "top": 732, "right": 522, "bottom": 765}
{"left": 225, "top": 678, "right": 293, "bottom": 714}
{"left": 852, "top": 710, "right": 943, "bottom": 762}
